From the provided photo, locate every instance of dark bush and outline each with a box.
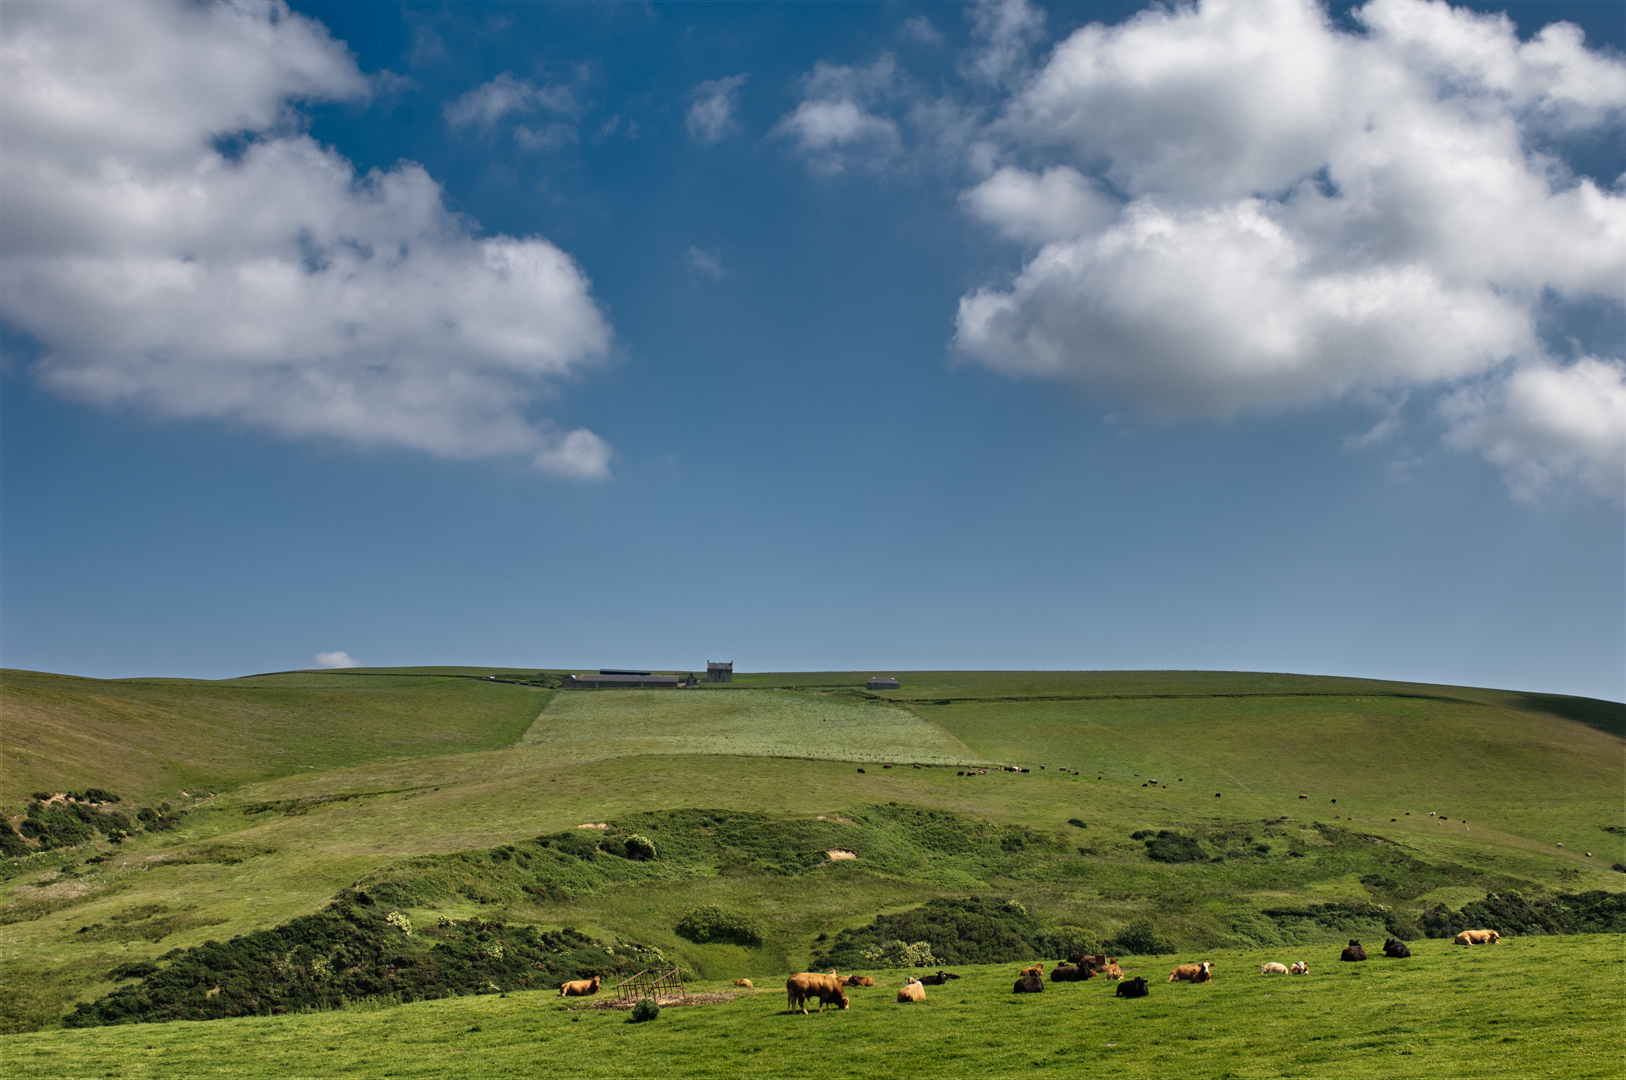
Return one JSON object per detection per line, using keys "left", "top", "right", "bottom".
{"left": 1422, "top": 891, "right": 1626, "bottom": 937}
{"left": 675, "top": 906, "right": 763, "bottom": 946}
{"left": 0, "top": 826, "right": 29, "bottom": 858}
{"left": 629, "top": 999, "right": 660, "bottom": 1023}
{"left": 813, "top": 896, "right": 1048, "bottom": 969}
{"left": 1112, "top": 916, "right": 1174, "bottom": 955}
{"left": 1067, "top": 819, "right": 1087, "bottom": 829}
{"left": 1144, "top": 831, "right": 1205, "bottom": 863}
{"left": 109, "top": 962, "right": 159, "bottom": 980}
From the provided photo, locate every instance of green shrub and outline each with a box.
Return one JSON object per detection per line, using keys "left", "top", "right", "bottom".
{"left": 1048, "top": 925, "right": 1103, "bottom": 958}
{"left": 0, "top": 827, "right": 29, "bottom": 858}
{"left": 674, "top": 906, "right": 763, "bottom": 946}
{"left": 1113, "top": 917, "right": 1174, "bottom": 955}
{"left": 629, "top": 999, "right": 660, "bottom": 1023}
{"left": 814, "top": 896, "right": 1049, "bottom": 969}
{"left": 862, "top": 940, "right": 940, "bottom": 967}
{"left": 1144, "top": 831, "right": 1205, "bottom": 863}
{"left": 623, "top": 835, "right": 657, "bottom": 861}
{"left": 1067, "top": 819, "right": 1087, "bottom": 829}
{"left": 1422, "top": 891, "right": 1626, "bottom": 937}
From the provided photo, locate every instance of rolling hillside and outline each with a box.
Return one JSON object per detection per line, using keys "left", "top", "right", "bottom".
{"left": 1, "top": 666, "right": 1621, "bottom": 1069}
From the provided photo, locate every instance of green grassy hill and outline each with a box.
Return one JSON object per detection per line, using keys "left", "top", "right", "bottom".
{"left": 1, "top": 666, "right": 1621, "bottom": 1073}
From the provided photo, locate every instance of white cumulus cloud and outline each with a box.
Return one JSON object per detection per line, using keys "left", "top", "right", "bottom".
{"left": 775, "top": 56, "right": 904, "bottom": 173}
{"left": 444, "top": 71, "right": 576, "bottom": 129}
{"left": 687, "top": 74, "right": 748, "bottom": 144}
{"left": 953, "top": 0, "right": 1626, "bottom": 499}
{"left": 0, "top": 1, "right": 613, "bottom": 481}
{"left": 314, "top": 650, "right": 360, "bottom": 668}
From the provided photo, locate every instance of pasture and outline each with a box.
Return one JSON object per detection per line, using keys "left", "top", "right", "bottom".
{"left": 518, "top": 688, "right": 989, "bottom": 765}
{"left": 2, "top": 665, "right": 1622, "bottom": 1071}
{"left": 1, "top": 936, "right": 1621, "bottom": 1079}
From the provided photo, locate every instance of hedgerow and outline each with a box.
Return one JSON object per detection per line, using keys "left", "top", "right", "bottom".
{"left": 1420, "top": 891, "right": 1626, "bottom": 938}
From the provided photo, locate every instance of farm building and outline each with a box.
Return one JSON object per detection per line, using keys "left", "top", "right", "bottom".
{"left": 866, "top": 677, "right": 900, "bottom": 690}
{"left": 705, "top": 662, "right": 733, "bottom": 683}
{"left": 561, "top": 671, "right": 682, "bottom": 689}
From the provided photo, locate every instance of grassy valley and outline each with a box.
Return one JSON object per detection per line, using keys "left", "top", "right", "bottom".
{"left": 1, "top": 667, "right": 1621, "bottom": 1076}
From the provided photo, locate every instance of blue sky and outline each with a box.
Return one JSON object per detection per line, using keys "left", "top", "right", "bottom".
{"left": 3, "top": 0, "right": 1622, "bottom": 700}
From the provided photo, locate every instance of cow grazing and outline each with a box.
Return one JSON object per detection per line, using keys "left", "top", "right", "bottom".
{"left": 1454, "top": 929, "right": 1500, "bottom": 946}
{"left": 786, "top": 973, "right": 850, "bottom": 1014}
{"left": 559, "top": 976, "right": 601, "bottom": 997}
{"left": 1260, "top": 962, "right": 1288, "bottom": 975}
{"left": 1289, "top": 962, "right": 1309, "bottom": 975}
{"left": 1013, "top": 973, "right": 1044, "bottom": 993}
{"left": 1168, "top": 961, "right": 1213, "bottom": 983}
{"left": 896, "top": 979, "right": 926, "bottom": 1003}
{"left": 1115, "top": 977, "right": 1149, "bottom": 998}
{"left": 843, "top": 975, "right": 875, "bottom": 987}
{"left": 917, "top": 971, "right": 960, "bottom": 986}
{"left": 734, "top": 978, "right": 754, "bottom": 988}
{"left": 1341, "top": 940, "right": 1368, "bottom": 962}
{"left": 1382, "top": 939, "right": 1412, "bottom": 959}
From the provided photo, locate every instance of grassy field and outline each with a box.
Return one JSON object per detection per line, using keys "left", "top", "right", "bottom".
{"left": 0, "top": 670, "right": 547, "bottom": 804}
{"left": 1, "top": 665, "right": 1621, "bottom": 1069}
{"left": 2, "top": 935, "right": 1621, "bottom": 1079}
{"left": 518, "top": 688, "right": 991, "bottom": 765}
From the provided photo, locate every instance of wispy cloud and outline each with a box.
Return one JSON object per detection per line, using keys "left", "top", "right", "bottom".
{"left": 315, "top": 651, "right": 360, "bottom": 669}
{"left": 684, "top": 246, "right": 727, "bottom": 279}
{"left": 687, "top": 74, "right": 748, "bottom": 144}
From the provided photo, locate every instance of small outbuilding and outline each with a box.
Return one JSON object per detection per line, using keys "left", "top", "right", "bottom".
{"left": 867, "top": 677, "right": 900, "bottom": 690}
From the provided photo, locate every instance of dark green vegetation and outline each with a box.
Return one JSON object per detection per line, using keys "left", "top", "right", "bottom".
{"left": 4, "top": 936, "right": 1621, "bottom": 1079}
{"left": 64, "top": 890, "right": 661, "bottom": 1028}
{"left": 2, "top": 665, "right": 1622, "bottom": 1074}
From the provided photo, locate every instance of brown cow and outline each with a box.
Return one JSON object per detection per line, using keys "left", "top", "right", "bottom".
{"left": 1013, "top": 972, "right": 1044, "bottom": 993}
{"left": 734, "top": 979, "right": 753, "bottom": 988}
{"left": 559, "top": 975, "right": 601, "bottom": 997}
{"left": 896, "top": 979, "right": 926, "bottom": 1003}
{"left": 1097, "top": 959, "right": 1125, "bottom": 980}
{"left": 1454, "top": 929, "right": 1501, "bottom": 945}
{"left": 786, "top": 972, "right": 850, "bottom": 1014}
{"left": 1020, "top": 963, "right": 1045, "bottom": 977}
{"left": 1049, "top": 964, "right": 1086, "bottom": 982}
{"left": 1340, "top": 940, "right": 1368, "bottom": 961}
{"left": 1259, "top": 962, "right": 1288, "bottom": 975}
{"left": 1168, "top": 961, "right": 1213, "bottom": 983}
{"left": 843, "top": 975, "right": 875, "bottom": 987}
{"left": 1068, "top": 954, "right": 1108, "bottom": 969}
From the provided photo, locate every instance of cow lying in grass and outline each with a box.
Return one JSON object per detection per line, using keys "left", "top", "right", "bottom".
{"left": 843, "top": 975, "right": 875, "bottom": 987}
{"left": 896, "top": 979, "right": 926, "bottom": 1003}
{"left": 1383, "top": 939, "right": 1412, "bottom": 958}
{"left": 1289, "top": 962, "right": 1309, "bottom": 975}
{"left": 1013, "top": 972, "right": 1044, "bottom": 993}
{"left": 734, "top": 979, "right": 753, "bottom": 988}
{"left": 1115, "top": 977, "right": 1149, "bottom": 998}
{"left": 1050, "top": 963, "right": 1091, "bottom": 982}
{"left": 1168, "top": 961, "right": 1213, "bottom": 983}
{"left": 917, "top": 971, "right": 960, "bottom": 986}
{"left": 559, "top": 976, "right": 601, "bottom": 997}
{"left": 1341, "top": 940, "right": 1368, "bottom": 961}
{"left": 1455, "top": 929, "right": 1500, "bottom": 945}
{"left": 786, "top": 973, "right": 849, "bottom": 1014}
{"left": 1259, "top": 962, "right": 1288, "bottom": 975}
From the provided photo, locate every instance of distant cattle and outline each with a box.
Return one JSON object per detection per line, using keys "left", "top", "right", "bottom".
{"left": 1013, "top": 972, "right": 1044, "bottom": 993}
{"left": 1168, "top": 961, "right": 1213, "bottom": 983}
{"left": 1050, "top": 964, "right": 1088, "bottom": 982}
{"left": 1115, "top": 977, "right": 1149, "bottom": 998}
{"left": 843, "top": 975, "right": 875, "bottom": 987}
{"left": 559, "top": 976, "right": 601, "bottom": 997}
{"left": 1454, "top": 929, "right": 1500, "bottom": 946}
{"left": 1289, "top": 962, "right": 1309, "bottom": 975}
{"left": 1382, "top": 939, "right": 1412, "bottom": 959}
{"left": 1259, "top": 962, "right": 1288, "bottom": 975}
{"left": 1341, "top": 941, "right": 1368, "bottom": 962}
{"left": 786, "top": 973, "right": 850, "bottom": 1014}
{"left": 896, "top": 979, "right": 926, "bottom": 1003}
{"left": 917, "top": 971, "right": 960, "bottom": 986}
{"left": 734, "top": 978, "right": 753, "bottom": 988}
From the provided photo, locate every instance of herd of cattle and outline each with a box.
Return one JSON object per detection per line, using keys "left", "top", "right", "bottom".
{"left": 557, "top": 928, "right": 1505, "bottom": 1006}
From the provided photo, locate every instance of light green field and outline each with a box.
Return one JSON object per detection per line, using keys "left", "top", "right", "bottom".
{"left": 2, "top": 666, "right": 1621, "bottom": 1068}
{"left": 517, "top": 689, "right": 990, "bottom": 765}
{"left": 3, "top": 936, "right": 1621, "bottom": 1079}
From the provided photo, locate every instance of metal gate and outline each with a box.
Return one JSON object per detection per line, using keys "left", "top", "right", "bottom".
{"left": 614, "top": 966, "right": 685, "bottom": 1003}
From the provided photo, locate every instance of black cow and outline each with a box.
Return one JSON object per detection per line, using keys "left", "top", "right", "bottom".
{"left": 1382, "top": 939, "right": 1412, "bottom": 958}
{"left": 1013, "top": 973, "right": 1044, "bottom": 994}
{"left": 918, "top": 971, "right": 961, "bottom": 986}
{"left": 1049, "top": 964, "right": 1085, "bottom": 983}
{"left": 1340, "top": 940, "right": 1368, "bottom": 962}
{"left": 1115, "top": 977, "right": 1149, "bottom": 998}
